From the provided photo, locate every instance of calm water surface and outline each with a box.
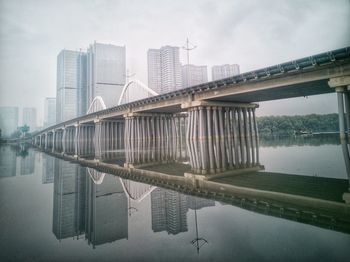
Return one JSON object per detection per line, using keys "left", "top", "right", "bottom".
{"left": 0, "top": 134, "right": 349, "bottom": 262}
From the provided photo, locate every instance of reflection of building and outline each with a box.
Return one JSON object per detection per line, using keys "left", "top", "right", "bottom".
{"left": 18, "top": 149, "right": 35, "bottom": 176}
{"left": 52, "top": 160, "right": 86, "bottom": 239}
{"left": 148, "top": 46, "right": 182, "bottom": 94}
{"left": 151, "top": 188, "right": 215, "bottom": 235}
{"left": 187, "top": 196, "right": 215, "bottom": 210}
{"left": 52, "top": 162, "right": 128, "bottom": 247}
{"left": 0, "top": 107, "right": 18, "bottom": 137}
{"left": 42, "top": 154, "right": 55, "bottom": 183}
{"left": 211, "top": 64, "right": 240, "bottom": 81}
{"left": 182, "top": 64, "right": 208, "bottom": 88}
{"left": 22, "top": 107, "right": 37, "bottom": 132}
{"left": 151, "top": 188, "right": 188, "bottom": 235}
{"left": 44, "top": 97, "right": 56, "bottom": 127}
{"left": 0, "top": 146, "right": 17, "bottom": 177}
{"left": 86, "top": 174, "right": 128, "bottom": 246}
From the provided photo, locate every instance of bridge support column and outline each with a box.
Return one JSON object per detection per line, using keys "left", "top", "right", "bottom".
{"left": 329, "top": 77, "right": 350, "bottom": 189}
{"left": 74, "top": 124, "right": 80, "bottom": 157}
{"left": 183, "top": 101, "right": 260, "bottom": 175}
{"left": 94, "top": 120, "right": 102, "bottom": 158}
{"left": 124, "top": 113, "right": 181, "bottom": 167}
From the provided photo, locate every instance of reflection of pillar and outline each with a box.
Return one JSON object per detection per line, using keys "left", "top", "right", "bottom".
{"left": 184, "top": 101, "right": 260, "bottom": 174}
{"left": 329, "top": 77, "right": 350, "bottom": 188}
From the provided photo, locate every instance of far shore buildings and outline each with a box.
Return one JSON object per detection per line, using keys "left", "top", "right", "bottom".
{"left": 182, "top": 64, "right": 208, "bottom": 88}
{"left": 211, "top": 64, "right": 240, "bottom": 81}
{"left": 22, "top": 107, "right": 37, "bottom": 132}
{"left": 44, "top": 97, "right": 56, "bottom": 128}
{"left": 56, "top": 42, "right": 126, "bottom": 124}
{"left": 0, "top": 107, "right": 18, "bottom": 138}
{"left": 147, "top": 46, "right": 182, "bottom": 94}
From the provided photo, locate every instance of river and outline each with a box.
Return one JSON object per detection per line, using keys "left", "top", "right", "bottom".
{"left": 0, "top": 134, "right": 349, "bottom": 262}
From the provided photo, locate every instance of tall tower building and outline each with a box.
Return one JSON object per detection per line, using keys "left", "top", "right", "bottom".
{"left": 211, "top": 64, "right": 240, "bottom": 81}
{"left": 182, "top": 64, "right": 208, "bottom": 88}
{"left": 87, "top": 42, "right": 126, "bottom": 109}
{"left": 77, "top": 52, "right": 88, "bottom": 116}
{"left": 44, "top": 97, "right": 56, "bottom": 127}
{"left": 56, "top": 50, "right": 82, "bottom": 123}
{"left": 147, "top": 46, "right": 182, "bottom": 94}
{"left": 0, "top": 107, "right": 18, "bottom": 137}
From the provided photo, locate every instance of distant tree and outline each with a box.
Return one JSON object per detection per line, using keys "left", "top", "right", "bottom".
{"left": 19, "top": 125, "right": 30, "bottom": 136}
{"left": 257, "top": 114, "right": 339, "bottom": 136}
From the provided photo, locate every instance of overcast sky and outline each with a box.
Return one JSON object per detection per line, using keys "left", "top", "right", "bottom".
{"left": 0, "top": 0, "right": 349, "bottom": 125}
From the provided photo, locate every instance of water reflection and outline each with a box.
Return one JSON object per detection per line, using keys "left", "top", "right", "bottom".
{"left": 0, "top": 141, "right": 350, "bottom": 261}
{"left": 259, "top": 133, "right": 340, "bottom": 147}
{"left": 51, "top": 162, "right": 217, "bottom": 248}
{"left": 0, "top": 144, "right": 35, "bottom": 177}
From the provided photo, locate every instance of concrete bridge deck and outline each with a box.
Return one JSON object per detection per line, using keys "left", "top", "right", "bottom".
{"left": 34, "top": 46, "right": 350, "bottom": 133}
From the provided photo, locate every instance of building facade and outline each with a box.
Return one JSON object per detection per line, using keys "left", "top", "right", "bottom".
{"left": 44, "top": 97, "right": 56, "bottom": 128}
{"left": 147, "top": 46, "right": 182, "bottom": 94}
{"left": 182, "top": 64, "right": 208, "bottom": 88}
{"left": 87, "top": 42, "right": 126, "bottom": 109}
{"left": 211, "top": 64, "right": 240, "bottom": 81}
{"left": 22, "top": 107, "right": 37, "bottom": 132}
{"left": 56, "top": 50, "right": 82, "bottom": 123}
{"left": 0, "top": 107, "right": 18, "bottom": 137}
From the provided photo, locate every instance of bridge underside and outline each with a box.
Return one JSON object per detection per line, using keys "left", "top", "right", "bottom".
{"left": 208, "top": 79, "right": 333, "bottom": 103}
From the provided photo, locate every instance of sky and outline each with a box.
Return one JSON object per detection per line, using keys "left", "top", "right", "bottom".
{"left": 0, "top": 0, "right": 349, "bottom": 125}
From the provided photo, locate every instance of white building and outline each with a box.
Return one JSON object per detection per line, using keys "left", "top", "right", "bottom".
{"left": 211, "top": 64, "right": 240, "bottom": 81}
{"left": 0, "top": 107, "right": 18, "bottom": 137}
{"left": 182, "top": 64, "right": 208, "bottom": 88}
{"left": 44, "top": 97, "right": 56, "bottom": 127}
{"left": 23, "top": 107, "right": 37, "bottom": 132}
{"left": 147, "top": 46, "right": 182, "bottom": 94}
{"left": 87, "top": 42, "right": 126, "bottom": 108}
{"left": 56, "top": 50, "right": 82, "bottom": 123}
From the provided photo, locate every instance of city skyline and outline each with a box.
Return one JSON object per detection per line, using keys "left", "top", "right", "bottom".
{"left": 0, "top": 0, "right": 349, "bottom": 123}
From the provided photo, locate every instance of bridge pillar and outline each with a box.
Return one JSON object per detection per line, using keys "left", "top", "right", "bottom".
{"left": 329, "top": 76, "right": 350, "bottom": 189}
{"left": 52, "top": 130, "right": 56, "bottom": 151}
{"left": 183, "top": 101, "right": 260, "bottom": 175}
{"left": 94, "top": 120, "right": 102, "bottom": 158}
{"left": 124, "top": 112, "right": 182, "bottom": 167}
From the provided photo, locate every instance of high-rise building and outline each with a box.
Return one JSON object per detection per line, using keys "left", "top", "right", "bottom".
{"left": 182, "top": 64, "right": 208, "bottom": 88}
{"left": 147, "top": 46, "right": 182, "bottom": 94}
{"left": 56, "top": 50, "right": 82, "bottom": 123}
{"left": 0, "top": 107, "right": 18, "bottom": 137}
{"left": 44, "top": 97, "right": 56, "bottom": 128}
{"left": 77, "top": 53, "right": 88, "bottom": 116}
{"left": 87, "top": 42, "right": 126, "bottom": 109}
{"left": 211, "top": 64, "right": 240, "bottom": 81}
{"left": 22, "top": 107, "right": 37, "bottom": 132}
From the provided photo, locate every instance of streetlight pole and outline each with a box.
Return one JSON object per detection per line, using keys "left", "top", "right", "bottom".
{"left": 182, "top": 38, "right": 197, "bottom": 88}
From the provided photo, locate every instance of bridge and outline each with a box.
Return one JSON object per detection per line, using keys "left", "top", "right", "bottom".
{"left": 33, "top": 47, "right": 350, "bottom": 178}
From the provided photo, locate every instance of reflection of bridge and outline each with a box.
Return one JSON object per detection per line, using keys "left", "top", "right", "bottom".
{"left": 43, "top": 148, "right": 350, "bottom": 235}
{"left": 33, "top": 47, "right": 350, "bottom": 179}
{"left": 87, "top": 167, "right": 156, "bottom": 202}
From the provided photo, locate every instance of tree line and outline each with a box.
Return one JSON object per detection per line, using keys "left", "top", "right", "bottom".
{"left": 257, "top": 114, "right": 339, "bottom": 136}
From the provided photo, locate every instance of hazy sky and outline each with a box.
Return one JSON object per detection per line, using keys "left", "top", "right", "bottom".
{"left": 0, "top": 0, "right": 349, "bottom": 125}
